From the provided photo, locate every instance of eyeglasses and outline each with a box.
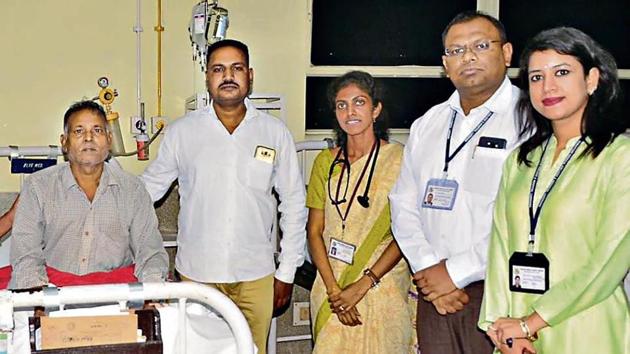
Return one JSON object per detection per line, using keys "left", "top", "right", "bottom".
{"left": 444, "top": 40, "right": 502, "bottom": 57}
{"left": 69, "top": 126, "right": 107, "bottom": 138}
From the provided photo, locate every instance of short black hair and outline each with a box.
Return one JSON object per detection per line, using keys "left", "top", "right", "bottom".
{"left": 205, "top": 39, "right": 249, "bottom": 67}
{"left": 516, "top": 27, "right": 627, "bottom": 165}
{"left": 63, "top": 100, "right": 108, "bottom": 134}
{"left": 441, "top": 11, "right": 508, "bottom": 46}
{"left": 327, "top": 71, "right": 389, "bottom": 148}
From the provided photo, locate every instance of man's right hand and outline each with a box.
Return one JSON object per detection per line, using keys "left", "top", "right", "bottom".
{"left": 430, "top": 288, "right": 469, "bottom": 315}
{"left": 414, "top": 260, "right": 457, "bottom": 301}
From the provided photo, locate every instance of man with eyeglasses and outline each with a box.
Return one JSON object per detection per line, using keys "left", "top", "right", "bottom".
{"left": 9, "top": 100, "right": 168, "bottom": 289}
{"left": 390, "top": 11, "right": 526, "bottom": 354}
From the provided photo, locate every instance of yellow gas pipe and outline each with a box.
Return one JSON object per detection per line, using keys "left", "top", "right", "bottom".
{"left": 155, "top": 0, "right": 164, "bottom": 117}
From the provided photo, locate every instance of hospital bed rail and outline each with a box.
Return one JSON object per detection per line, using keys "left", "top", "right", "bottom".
{"left": 2, "top": 282, "right": 255, "bottom": 354}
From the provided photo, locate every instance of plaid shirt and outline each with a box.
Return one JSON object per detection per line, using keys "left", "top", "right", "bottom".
{"left": 9, "top": 162, "right": 168, "bottom": 289}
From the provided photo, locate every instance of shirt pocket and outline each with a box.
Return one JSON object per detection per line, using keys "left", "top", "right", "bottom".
{"left": 463, "top": 146, "right": 509, "bottom": 197}
{"left": 246, "top": 157, "right": 274, "bottom": 192}
{"left": 95, "top": 221, "right": 130, "bottom": 268}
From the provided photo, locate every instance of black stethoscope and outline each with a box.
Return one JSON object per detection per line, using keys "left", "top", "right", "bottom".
{"left": 327, "top": 138, "right": 380, "bottom": 210}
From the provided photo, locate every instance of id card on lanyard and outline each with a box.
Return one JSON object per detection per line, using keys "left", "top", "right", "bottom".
{"left": 509, "top": 138, "right": 583, "bottom": 294}
{"left": 422, "top": 109, "right": 493, "bottom": 211}
{"left": 328, "top": 238, "right": 356, "bottom": 264}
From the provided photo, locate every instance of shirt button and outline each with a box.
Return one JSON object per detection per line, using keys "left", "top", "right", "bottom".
{"left": 81, "top": 258, "right": 87, "bottom": 263}
{"left": 84, "top": 232, "right": 89, "bottom": 236}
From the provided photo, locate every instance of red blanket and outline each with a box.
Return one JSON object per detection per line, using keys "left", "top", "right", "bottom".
{"left": 0, "top": 264, "right": 137, "bottom": 289}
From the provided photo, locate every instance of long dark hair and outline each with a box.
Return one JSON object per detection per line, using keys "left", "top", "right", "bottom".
{"left": 516, "top": 27, "right": 627, "bottom": 166}
{"left": 327, "top": 71, "right": 389, "bottom": 148}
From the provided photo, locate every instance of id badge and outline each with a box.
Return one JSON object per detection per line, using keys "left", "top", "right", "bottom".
{"left": 328, "top": 238, "right": 356, "bottom": 264}
{"left": 254, "top": 145, "right": 276, "bottom": 164}
{"left": 509, "top": 252, "right": 549, "bottom": 294}
{"left": 421, "top": 178, "right": 459, "bottom": 210}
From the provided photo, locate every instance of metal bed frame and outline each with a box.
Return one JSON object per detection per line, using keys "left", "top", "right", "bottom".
{"left": 1, "top": 282, "right": 255, "bottom": 354}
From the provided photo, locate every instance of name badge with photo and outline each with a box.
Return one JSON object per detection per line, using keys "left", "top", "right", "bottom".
{"left": 509, "top": 252, "right": 549, "bottom": 294}
{"left": 328, "top": 238, "right": 356, "bottom": 265}
{"left": 254, "top": 145, "right": 276, "bottom": 164}
{"left": 421, "top": 178, "right": 459, "bottom": 210}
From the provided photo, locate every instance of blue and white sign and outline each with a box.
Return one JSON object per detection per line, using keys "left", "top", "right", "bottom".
{"left": 11, "top": 158, "right": 57, "bottom": 174}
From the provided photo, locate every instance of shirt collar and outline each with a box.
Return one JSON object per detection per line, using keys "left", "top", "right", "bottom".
{"left": 207, "top": 97, "right": 258, "bottom": 123}
{"left": 447, "top": 76, "right": 513, "bottom": 116}
{"left": 548, "top": 134, "right": 590, "bottom": 148}
{"left": 61, "top": 162, "right": 119, "bottom": 191}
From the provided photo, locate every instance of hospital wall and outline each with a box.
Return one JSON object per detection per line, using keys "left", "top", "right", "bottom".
{"left": 0, "top": 0, "right": 309, "bottom": 192}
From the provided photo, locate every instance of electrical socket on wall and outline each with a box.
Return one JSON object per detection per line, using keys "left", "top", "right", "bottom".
{"left": 292, "top": 302, "right": 310, "bottom": 326}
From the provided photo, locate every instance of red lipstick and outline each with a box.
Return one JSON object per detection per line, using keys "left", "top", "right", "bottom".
{"left": 542, "top": 97, "right": 563, "bottom": 106}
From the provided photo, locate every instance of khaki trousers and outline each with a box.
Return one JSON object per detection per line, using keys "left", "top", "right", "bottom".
{"left": 181, "top": 273, "right": 274, "bottom": 354}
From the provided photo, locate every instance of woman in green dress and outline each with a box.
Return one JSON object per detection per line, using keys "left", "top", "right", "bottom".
{"left": 306, "top": 71, "right": 416, "bottom": 353}
{"left": 478, "top": 27, "right": 629, "bottom": 354}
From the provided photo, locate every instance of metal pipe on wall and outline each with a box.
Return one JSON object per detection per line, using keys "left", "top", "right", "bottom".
{"left": 0, "top": 146, "right": 62, "bottom": 158}
{"left": 134, "top": 0, "right": 143, "bottom": 119}
{"left": 155, "top": 0, "right": 164, "bottom": 117}
{"left": 0, "top": 140, "right": 329, "bottom": 159}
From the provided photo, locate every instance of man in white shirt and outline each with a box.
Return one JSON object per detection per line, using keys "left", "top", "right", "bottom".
{"left": 142, "top": 39, "right": 307, "bottom": 354}
{"left": 389, "top": 12, "right": 525, "bottom": 354}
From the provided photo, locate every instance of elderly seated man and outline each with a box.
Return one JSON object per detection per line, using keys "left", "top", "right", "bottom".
{"left": 9, "top": 100, "right": 168, "bottom": 289}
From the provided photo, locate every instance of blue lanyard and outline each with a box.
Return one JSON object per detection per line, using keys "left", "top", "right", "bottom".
{"left": 527, "top": 138, "right": 583, "bottom": 253}
{"left": 443, "top": 109, "right": 494, "bottom": 174}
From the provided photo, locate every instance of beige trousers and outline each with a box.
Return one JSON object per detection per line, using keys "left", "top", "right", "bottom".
{"left": 182, "top": 273, "right": 274, "bottom": 354}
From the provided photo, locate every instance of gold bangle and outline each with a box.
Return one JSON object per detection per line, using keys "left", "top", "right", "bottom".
{"left": 519, "top": 319, "right": 537, "bottom": 342}
{"left": 363, "top": 268, "right": 380, "bottom": 288}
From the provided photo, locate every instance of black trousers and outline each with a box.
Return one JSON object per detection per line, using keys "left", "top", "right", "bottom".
{"left": 417, "top": 281, "right": 494, "bottom": 354}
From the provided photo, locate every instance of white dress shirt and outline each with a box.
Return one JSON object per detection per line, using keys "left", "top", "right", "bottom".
{"left": 389, "top": 77, "right": 525, "bottom": 289}
{"left": 142, "top": 99, "right": 307, "bottom": 283}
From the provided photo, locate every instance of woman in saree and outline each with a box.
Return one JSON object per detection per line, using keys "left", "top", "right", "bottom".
{"left": 478, "top": 27, "right": 629, "bottom": 354}
{"left": 306, "top": 71, "right": 415, "bottom": 353}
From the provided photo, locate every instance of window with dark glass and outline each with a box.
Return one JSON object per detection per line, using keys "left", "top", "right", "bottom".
{"left": 311, "top": 0, "right": 476, "bottom": 66}
{"left": 500, "top": 0, "right": 630, "bottom": 68}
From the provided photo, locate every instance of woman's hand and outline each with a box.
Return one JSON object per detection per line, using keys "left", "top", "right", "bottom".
{"left": 328, "top": 276, "right": 372, "bottom": 314}
{"left": 487, "top": 327, "right": 536, "bottom": 353}
{"left": 492, "top": 312, "right": 547, "bottom": 343}
{"left": 326, "top": 285, "right": 342, "bottom": 299}
{"left": 487, "top": 318, "right": 538, "bottom": 354}
{"left": 496, "top": 338, "right": 536, "bottom": 354}
{"left": 492, "top": 317, "right": 527, "bottom": 343}
{"left": 335, "top": 306, "right": 363, "bottom": 327}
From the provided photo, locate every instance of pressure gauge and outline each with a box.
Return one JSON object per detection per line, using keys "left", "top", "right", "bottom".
{"left": 97, "top": 76, "right": 109, "bottom": 88}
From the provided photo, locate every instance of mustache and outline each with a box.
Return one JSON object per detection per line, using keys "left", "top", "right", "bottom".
{"left": 219, "top": 80, "right": 239, "bottom": 88}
